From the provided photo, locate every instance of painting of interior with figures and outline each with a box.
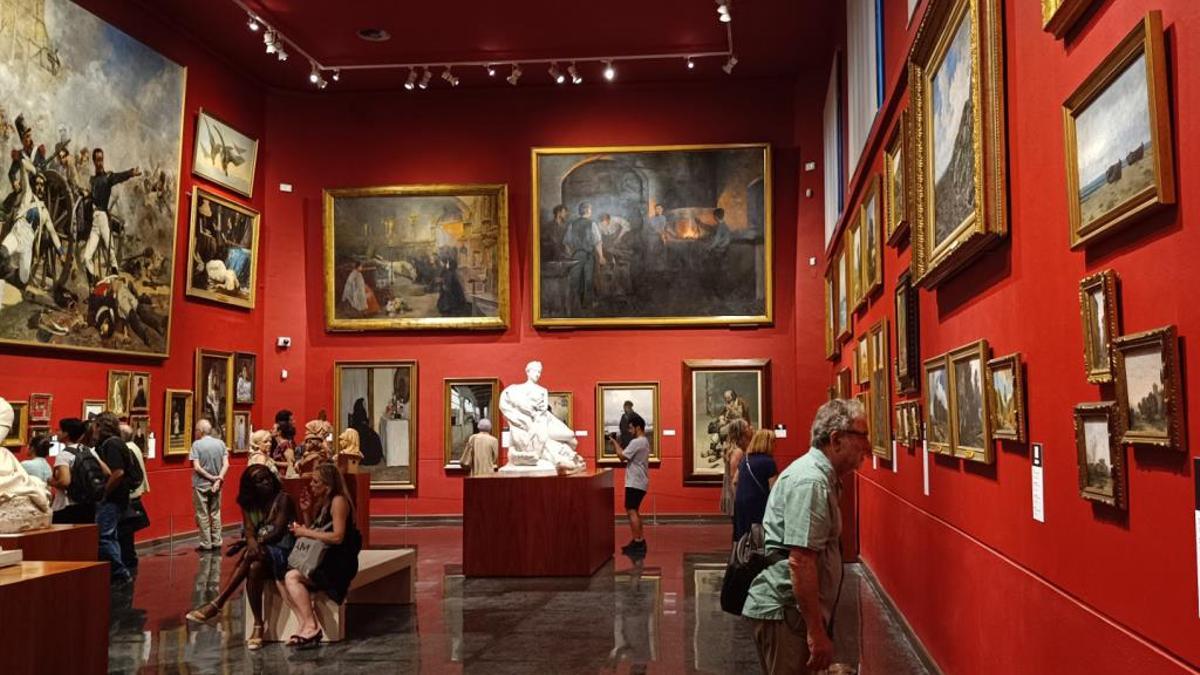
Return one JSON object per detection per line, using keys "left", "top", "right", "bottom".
{"left": 335, "top": 362, "right": 417, "bottom": 490}
{"left": 0, "top": 0, "right": 184, "bottom": 356}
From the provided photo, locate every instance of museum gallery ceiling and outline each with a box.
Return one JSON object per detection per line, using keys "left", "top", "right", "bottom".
{"left": 140, "top": 0, "right": 838, "bottom": 90}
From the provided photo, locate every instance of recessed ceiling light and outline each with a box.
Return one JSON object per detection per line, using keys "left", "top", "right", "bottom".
{"left": 357, "top": 28, "right": 391, "bottom": 42}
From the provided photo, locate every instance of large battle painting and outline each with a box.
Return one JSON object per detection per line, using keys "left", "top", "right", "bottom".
{"left": 324, "top": 184, "right": 509, "bottom": 331}
{"left": 0, "top": 0, "right": 184, "bottom": 357}
{"left": 533, "top": 144, "right": 771, "bottom": 327}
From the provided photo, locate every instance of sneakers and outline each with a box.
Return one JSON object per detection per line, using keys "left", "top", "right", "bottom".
{"left": 620, "top": 539, "right": 647, "bottom": 554}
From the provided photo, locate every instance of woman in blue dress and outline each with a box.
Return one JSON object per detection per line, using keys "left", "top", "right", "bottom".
{"left": 732, "top": 429, "right": 779, "bottom": 541}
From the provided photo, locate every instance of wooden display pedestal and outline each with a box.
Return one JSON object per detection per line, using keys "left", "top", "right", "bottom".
{"left": 282, "top": 471, "right": 372, "bottom": 548}
{"left": 0, "top": 524, "right": 98, "bottom": 561}
{"left": 463, "top": 468, "right": 614, "bottom": 577}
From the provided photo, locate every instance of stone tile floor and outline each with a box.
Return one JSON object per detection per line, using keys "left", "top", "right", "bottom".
{"left": 107, "top": 524, "right": 935, "bottom": 674}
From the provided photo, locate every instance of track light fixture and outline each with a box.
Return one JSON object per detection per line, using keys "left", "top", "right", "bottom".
{"left": 331, "top": 69, "right": 340, "bottom": 82}
{"left": 276, "top": 47, "right": 288, "bottom": 62}
{"left": 263, "top": 30, "right": 276, "bottom": 54}
{"left": 404, "top": 69, "right": 417, "bottom": 90}
{"left": 686, "top": 56, "right": 695, "bottom": 69}
{"left": 722, "top": 55, "right": 737, "bottom": 74}
{"left": 717, "top": 0, "right": 732, "bottom": 23}
{"left": 603, "top": 60, "right": 615, "bottom": 81}
{"left": 418, "top": 68, "right": 432, "bottom": 89}
{"left": 309, "top": 63, "right": 320, "bottom": 84}
{"left": 548, "top": 62, "right": 565, "bottom": 84}
{"left": 442, "top": 67, "right": 460, "bottom": 86}
{"left": 568, "top": 63, "right": 582, "bottom": 84}
{"left": 507, "top": 63, "right": 522, "bottom": 85}
{"left": 247, "top": 15, "right": 260, "bottom": 32}
{"left": 485, "top": 64, "right": 496, "bottom": 77}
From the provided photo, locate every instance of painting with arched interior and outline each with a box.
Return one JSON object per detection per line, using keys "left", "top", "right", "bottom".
{"left": 533, "top": 144, "right": 772, "bottom": 327}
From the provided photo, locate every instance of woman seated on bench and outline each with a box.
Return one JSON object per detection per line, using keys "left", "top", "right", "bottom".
{"left": 186, "top": 464, "right": 296, "bottom": 650}
{"left": 280, "top": 462, "right": 362, "bottom": 647}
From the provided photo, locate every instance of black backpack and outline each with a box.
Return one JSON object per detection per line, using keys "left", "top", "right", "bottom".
{"left": 65, "top": 446, "right": 108, "bottom": 505}
{"left": 719, "top": 523, "right": 786, "bottom": 616}
{"left": 120, "top": 442, "right": 145, "bottom": 492}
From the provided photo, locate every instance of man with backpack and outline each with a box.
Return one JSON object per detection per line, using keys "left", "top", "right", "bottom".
{"left": 92, "top": 411, "right": 137, "bottom": 584}
{"left": 50, "top": 417, "right": 98, "bottom": 525}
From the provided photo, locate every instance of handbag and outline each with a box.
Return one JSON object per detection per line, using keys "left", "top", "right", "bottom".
{"left": 719, "top": 523, "right": 786, "bottom": 616}
{"left": 287, "top": 509, "right": 332, "bottom": 578}
{"left": 119, "top": 498, "right": 150, "bottom": 533}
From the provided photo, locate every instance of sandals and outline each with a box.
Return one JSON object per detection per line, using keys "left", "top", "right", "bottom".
{"left": 246, "top": 624, "right": 264, "bottom": 650}
{"left": 287, "top": 629, "right": 323, "bottom": 649}
{"left": 185, "top": 602, "right": 220, "bottom": 624}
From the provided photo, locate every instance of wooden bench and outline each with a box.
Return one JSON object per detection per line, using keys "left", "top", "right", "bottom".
{"left": 248, "top": 548, "right": 416, "bottom": 642}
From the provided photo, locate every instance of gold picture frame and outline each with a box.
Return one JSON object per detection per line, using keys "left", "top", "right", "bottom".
{"left": 163, "top": 389, "right": 194, "bottom": 457}
{"left": 1079, "top": 269, "right": 1119, "bottom": 384}
{"left": 231, "top": 410, "right": 251, "bottom": 454}
{"left": 868, "top": 320, "right": 891, "bottom": 459}
{"left": 443, "top": 378, "right": 500, "bottom": 469}
{"left": 192, "top": 109, "right": 259, "bottom": 198}
{"left": 333, "top": 360, "right": 419, "bottom": 491}
{"left": 195, "top": 349, "right": 234, "bottom": 447}
{"left": 2, "top": 400, "right": 28, "bottom": 448}
{"left": 835, "top": 247, "right": 852, "bottom": 343}
{"left": 1042, "top": 0, "right": 1101, "bottom": 40}
{"left": 836, "top": 368, "right": 852, "bottom": 400}
{"left": 1063, "top": 11, "right": 1174, "bottom": 249}
{"left": 531, "top": 143, "right": 772, "bottom": 328}
{"left": 824, "top": 267, "right": 838, "bottom": 360}
{"left": 548, "top": 391, "right": 574, "bottom": 428}
{"left": 923, "top": 353, "right": 952, "bottom": 455}
{"left": 987, "top": 352, "right": 1026, "bottom": 443}
{"left": 81, "top": 399, "right": 105, "bottom": 420}
{"left": 1112, "top": 325, "right": 1183, "bottom": 450}
{"left": 894, "top": 270, "right": 921, "bottom": 394}
{"left": 107, "top": 370, "right": 132, "bottom": 418}
{"left": 28, "top": 393, "right": 52, "bottom": 423}
{"left": 847, "top": 217, "right": 865, "bottom": 311}
{"left": 186, "top": 186, "right": 261, "bottom": 309}
{"left": 682, "top": 359, "right": 770, "bottom": 484}
{"left": 884, "top": 110, "right": 911, "bottom": 245}
{"left": 855, "top": 335, "right": 870, "bottom": 386}
{"left": 596, "top": 382, "right": 661, "bottom": 467}
{"left": 948, "top": 339, "right": 993, "bottom": 463}
{"left": 129, "top": 372, "right": 150, "bottom": 414}
{"left": 1073, "top": 401, "right": 1126, "bottom": 509}
{"left": 323, "top": 184, "right": 510, "bottom": 331}
{"left": 909, "top": 0, "right": 1008, "bottom": 288}
{"left": 860, "top": 174, "right": 883, "bottom": 298}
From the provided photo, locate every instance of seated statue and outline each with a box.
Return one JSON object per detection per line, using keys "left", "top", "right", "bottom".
{"left": 498, "top": 361, "right": 586, "bottom": 476}
{"left": 0, "top": 398, "right": 52, "bottom": 534}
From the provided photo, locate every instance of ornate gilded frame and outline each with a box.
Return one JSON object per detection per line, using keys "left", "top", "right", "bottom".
{"left": 186, "top": 186, "right": 261, "bottom": 309}
{"left": 1079, "top": 269, "right": 1119, "bottom": 384}
{"left": 847, "top": 217, "right": 865, "bottom": 311}
{"left": 194, "top": 349, "right": 234, "bottom": 447}
{"left": 531, "top": 143, "right": 772, "bottom": 328}
{"left": 1112, "top": 325, "right": 1183, "bottom": 450}
{"left": 894, "top": 270, "right": 921, "bottom": 394}
{"left": 81, "top": 400, "right": 105, "bottom": 420}
{"left": 28, "top": 393, "right": 52, "bottom": 423}
{"left": 835, "top": 247, "right": 852, "bottom": 343}
{"left": 855, "top": 334, "right": 870, "bottom": 385}
{"left": 868, "top": 320, "right": 892, "bottom": 459}
{"left": 682, "top": 359, "right": 770, "bottom": 485}
{"left": 549, "top": 391, "right": 574, "bottom": 428}
{"left": 163, "top": 389, "right": 194, "bottom": 457}
{"left": 2, "top": 400, "right": 28, "bottom": 448}
{"left": 106, "top": 370, "right": 131, "bottom": 418}
{"left": 442, "top": 378, "right": 500, "bottom": 470}
{"left": 923, "top": 353, "right": 952, "bottom": 455}
{"left": 1073, "top": 401, "right": 1126, "bottom": 509}
{"left": 129, "top": 372, "right": 151, "bottom": 414}
{"left": 860, "top": 174, "right": 884, "bottom": 298}
{"left": 231, "top": 411, "right": 251, "bottom": 454}
{"left": 909, "top": 0, "right": 1008, "bottom": 288}
{"left": 596, "top": 381, "right": 661, "bottom": 467}
{"left": 323, "top": 184, "right": 510, "bottom": 331}
{"left": 987, "top": 352, "right": 1026, "bottom": 442}
{"left": 824, "top": 267, "right": 838, "bottom": 360}
{"left": 884, "top": 110, "right": 911, "bottom": 245}
{"left": 334, "top": 360, "right": 419, "bottom": 491}
{"left": 948, "top": 339, "right": 993, "bottom": 463}
{"left": 1063, "top": 11, "right": 1174, "bottom": 249}
{"left": 1042, "top": 0, "right": 1100, "bottom": 40}
{"left": 836, "top": 368, "right": 852, "bottom": 400}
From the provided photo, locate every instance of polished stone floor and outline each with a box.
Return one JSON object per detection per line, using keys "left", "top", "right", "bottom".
{"left": 108, "top": 524, "right": 934, "bottom": 674}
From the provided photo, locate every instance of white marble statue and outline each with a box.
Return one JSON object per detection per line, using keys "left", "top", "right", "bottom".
{"left": 0, "top": 398, "right": 52, "bottom": 534}
{"left": 498, "top": 361, "right": 587, "bottom": 476}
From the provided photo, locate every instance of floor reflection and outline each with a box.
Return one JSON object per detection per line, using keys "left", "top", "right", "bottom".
{"left": 107, "top": 525, "right": 932, "bottom": 674}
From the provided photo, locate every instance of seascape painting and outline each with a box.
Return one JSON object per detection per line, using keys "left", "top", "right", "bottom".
{"left": 1073, "top": 55, "right": 1153, "bottom": 231}
{"left": 1082, "top": 416, "right": 1113, "bottom": 494}
{"left": 930, "top": 10, "right": 976, "bottom": 248}
{"left": 926, "top": 364, "right": 950, "bottom": 446}
{"left": 335, "top": 361, "right": 418, "bottom": 490}
{"left": 533, "top": 144, "right": 770, "bottom": 327}
{"left": 186, "top": 188, "right": 259, "bottom": 308}
{"left": 324, "top": 185, "right": 509, "bottom": 331}
{"left": 954, "top": 354, "right": 985, "bottom": 449}
{"left": 0, "top": 0, "right": 184, "bottom": 357}
{"left": 1122, "top": 345, "right": 1166, "bottom": 435}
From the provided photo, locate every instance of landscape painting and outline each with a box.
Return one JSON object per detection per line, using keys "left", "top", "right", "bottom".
{"left": 885, "top": 112, "right": 909, "bottom": 243}
{"left": 1074, "top": 402, "right": 1124, "bottom": 508}
{"left": 0, "top": 0, "right": 184, "bottom": 357}
{"left": 334, "top": 361, "right": 419, "bottom": 490}
{"left": 1114, "top": 326, "right": 1181, "bottom": 449}
{"left": 324, "top": 185, "right": 509, "bottom": 331}
{"left": 929, "top": 8, "right": 976, "bottom": 250}
{"left": 192, "top": 110, "right": 258, "bottom": 198}
{"left": 533, "top": 144, "right": 771, "bottom": 327}
{"left": 988, "top": 353, "right": 1024, "bottom": 442}
{"left": 924, "top": 357, "right": 950, "bottom": 453}
{"left": 1079, "top": 269, "right": 1118, "bottom": 383}
{"left": 950, "top": 340, "right": 991, "bottom": 462}
{"left": 186, "top": 188, "right": 260, "bottom": 308}
{"left": 1123, "top": 347, "right": 1164, "bottom": 434}
{"left": 683, "top": 359, "right": 769, "bottom": 484}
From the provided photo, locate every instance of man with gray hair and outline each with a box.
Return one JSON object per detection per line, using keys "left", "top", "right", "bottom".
{"left": 742, "top": 398, "right": 870, "bottom": 673}
{"left": 189, "top": 418, "right": 228, "bottom": 552}
{"left": 459, "top": 418, "right": 499, "bottom": 477}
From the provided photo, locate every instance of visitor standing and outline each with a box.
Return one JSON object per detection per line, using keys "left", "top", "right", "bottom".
{"left": 50, "top": 417, "right": 96, "bottom": 524}
{"left": 93, "top": 411, "right": 133, "bottom": 584}
{"left": 732, "top": 429, "right": 779, "bottom": 541}
{"left": 190, "top": 419, "right": 229, "bottom": 552}
{"left": 460, "top": 418, "right": 499, "bottom": 476}
{"left": 19, "top": 433, "right": 52, "bottom": 483}
{"left": 119, "top": 423, "right": 151, "bottom": 571}
{"left": 614, "top": 413, "right": 650, "bottom": 555}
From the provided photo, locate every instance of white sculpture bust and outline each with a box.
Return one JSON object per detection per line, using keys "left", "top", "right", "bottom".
{"left": 0, "top": 397, "right": 52, "bottom": 534}
{"left": 498, "top": 361, "right": 586, "bottom": 476}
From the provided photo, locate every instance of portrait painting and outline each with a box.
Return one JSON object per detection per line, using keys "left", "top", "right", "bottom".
{"left": 192, "top": 109, "right": 258, "bottom": 198}
{"left": 324, "top": 184, "right": 509, "bottom": 331}
{"left": 29, "top": 393, "right": 52, "bottom": 422}
{"left": 836, "top": 248, "right": 851, "bottom": 341}
{"left": 2, "top": 401, "right": 28, "bottom": 448}
{"left": 232, "top": 411, "right": 250, "bottom": 454}
{"left": 988, "top": 353, "right": 1025, "bottom": 442}
{"left": 81, "top": 399, "right": 104, "bottom": 421}
{"left": 234, "top": 352, "right": 256, "bottom": 405}
{"left": 129, "top": 372, "right": 150, "bottom": 413}
{"left": 194, "top": 349, "right": 233, "bottom": 447}
{"left": 548, "top": 391, "right": 573, "bottom": 427}
{"left": 924, "top": 356, "right": 951, "bottom": 454}
{"left": 107, "top": 370, "right": 131, "bottom": 418}
{"left": 1114, "top": 325, "right": 1182, "bottom": 449}
{"left": 848, "top": 219, "right": 864, "bottom": 310}
{"left": 855, "top": 336, "right": 870, "bottom": 385}
{"left": 129, "top": 414, "right": 150, "bottom": 455}
{"left": 894, "top": 270, "right": 920, "bottom": 394}
{"left": 885, "top": 111, "right": 910, "bottom": 244}
{"left": 597, "top": 382, "right": 659, "bottom": 466}
{"left": 443, "top": 378, "right": 499, "bottom": 469}
{"left": 868, "top": 321, "right": 891, "bottom": 458}
{"left": 683, "top": 359, "right": 769, "bottom": 484}
{"left": 836, "top": 368, "right": 852, "bottom": 400}
{"left": 1079, "top": 269, "right": 1119, "bottom": 383}
{"left": 335, "top": 361, "right": 418, "bottom": 490}
{"left": 164, "top": 389, "right": 193, "bottom": 457}
{"left": 949, "top": 340, "right": 992, "bottom": 462}
{"left": 1073, "top": 402, "right": 1125, "bottom": 508}
{"left": 860, "top": 175, "right": 882, "bottom": 297}
{"left": 186, "top": 187, "right": 261, "bottom": 308}
{"left": 824, "top": 269, "right": 838, "bottom": 359}
{"left": 1064, "top": 12, "right": 1173, "bottom": 248}
{"left": 0, "top": 0, "right": 184, "bottom": 358}
{"left": 533, "top": 144, "right": 771, "bottom": 327}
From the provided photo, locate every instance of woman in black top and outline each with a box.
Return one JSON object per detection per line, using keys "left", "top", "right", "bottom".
{"left": 186, "top": 464, "right": 296, "bottom": 650}
{"left": 732, "top": 429, "right": 779, "bottom": 541}
{"left": 280, "top": 463, "right": 361, "bottom": 647}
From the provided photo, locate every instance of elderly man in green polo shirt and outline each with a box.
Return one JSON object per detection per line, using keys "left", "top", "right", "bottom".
{"left": 742, "top": 399, "right": 870, "bottom": 674}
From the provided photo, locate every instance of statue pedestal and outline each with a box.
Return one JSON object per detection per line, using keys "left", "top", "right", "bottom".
{"left": 497, "top": 460, "right": 558, "bottom": 477}
{"left": 0, "top": 524, "right": 98, "bottom": 561}
{"left": 463, "top": 468, "right": 614, "bottom": 577}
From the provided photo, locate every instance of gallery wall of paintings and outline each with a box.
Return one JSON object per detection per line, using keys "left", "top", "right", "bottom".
{"left": 822, "top": 0, "right": 1200, "bottom": 670}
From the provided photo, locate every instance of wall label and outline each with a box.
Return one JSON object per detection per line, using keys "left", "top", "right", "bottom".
{"left": 1031, "top": 443, "right": 1045, "bottom": 523}
{"left": 922, "top": 442, "right": 930, "bottom": 496}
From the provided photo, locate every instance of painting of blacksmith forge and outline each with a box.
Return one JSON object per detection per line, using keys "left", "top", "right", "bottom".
{"left": 323, "top": 184, "right": 509, "bottom": 331}
{"left": 533, "top": 144, "right": 772, "bottom": 327}
{"left": 0, "top": 0, "right": 185, "bottom": 357}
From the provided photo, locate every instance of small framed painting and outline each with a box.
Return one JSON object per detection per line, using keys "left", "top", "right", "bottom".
{"left": 548, "top": 391, "right": 573, "bottom": 428}
{"left": 868, "top": 320, "right": 891, "bottom": 459}
{"left": 860, "top": 175, "right": 883, "bottom": 298}
{"left": 923, "top": 354, "right": 952, "bottom": 455}
{"left": 1078, "top": 269, "right": 1119, "bottom": 384}
{"left": 107, "top": 370, "right": 132, "bottom": 418}
{"left": 824, "top": 268, "right": 838, "bottom": 360}
{"left": 129, "top": 372, "right": 150, "bottom": 413}
{"left": 1043, "top": 0, "right": 1103, "bottom": 40}
{"left": 164, "top": 389, "right": 194, "bottom": 457}
{"left": 186, "top": 187, "right": 262, "bottom": 309}
{"left": 129, "top": 415, "right": 150, "bottom": 456}
{"left": 835, "top": 247, "right": 852, "bottom": 343}
{"left": 232, "top": 411, "right": 251, "bottom": 454}
{"left": 597, "top": 382, "right": 660, "bottom": 467}
{"left": 855, "top": 335, "right": 870, "bottom": 386}
{"left": 28, "top": 393, "right": 52, "bottom": 423}
{"left": 836, "top": 368, "right": 852, "bottom": 400}
{"left": 235, "top": 352, "right": 257, "bottom": 405}
{"left": 443, "top": 378, "right": 500, "bottom": 469}
{"left": 885, "top": 111, "right": 910, "bottom": 245}
{"left": 948, "top": 339, "right": 993, "bottom": 463}
{"left": 192, "top": 109, "right": 259, "bottom": 198}
{"left": 2, "top": 400, "right": 28, "bottom": 448}
{"left": 683, "top": 359, "right": 769, "bottom": 484}
{"left": 987, "top": 353, "right": 1026, "bottom": 442}
{"left": 894, "top": 270, "right": 921, "bottom": 394}
{"left": 195, "top": 349, "right": 235, "bottom": 447}
{"left": 1113, "top": 325, "right": 1183, "bottom": 450}
{"left": 847, "top": 218, "right": 864, "bottom": 311}
{"left": 1073, "top": 401, "right": 1126, "bottom": 509}
{"left": 82, "top": 399, "right": 105, "bottom": 421}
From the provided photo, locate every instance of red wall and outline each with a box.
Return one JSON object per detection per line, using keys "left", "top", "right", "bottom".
{"left": 0, "top": 0, "right": 266, "bottom": 541}
{"left": 836, "top": 0, "right": 1200, "bottom": 670}
{"left": 259, "top": 77, "right": 829, "bottom": 517}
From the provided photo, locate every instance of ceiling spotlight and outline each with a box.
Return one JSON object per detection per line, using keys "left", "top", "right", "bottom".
{"left": 418, "top": 68, "right": 432, "bottom": 89}
{"left": 602, "top": 60, "right": 615, "bottom": 81}
{"left": 568, "top": 63, "right": 582, "bottom": 84}
{"left": 485, "top": 64, "right": 496, "bottom": 77}
{"left": 442, "top": 67, "right": 460, "bottom": 86}
{"left": 263, "top": 30, "right": 276, "bottom": 54}
{"left": 309, "top": 63, "right": 320, "bottom": 84}
{"left": 317, "top": 77, "right": 328, "bottom": 90}
{"left": 331, "top": 69, "right": 340, "bottom": 82}
{"left": 277, "top": 47, "right": 288, "bottom": 62}
{"left": 507, "top": 63, "right": 522, "bottom": 85}
{"left": 717, "top": 0, "right": 732, "bottom": 23}
{"left": 404, "top": 69, "right": 417, "bottom": 90}
{"left": 722, "top": 55, "right": 737, "bottom": 74}
{"left": 686, "top": 56, "right": 695, "bottom": 69}
{"left": 548, "top": 62, "right": 565, "bottom": 84}
{"left": 247, "top": 16, "right": 260, "bottom": 32}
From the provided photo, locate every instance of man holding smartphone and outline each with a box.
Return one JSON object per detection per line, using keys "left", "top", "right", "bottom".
{"left": 610, "top": 413, "right": 649, "bottom": 555}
